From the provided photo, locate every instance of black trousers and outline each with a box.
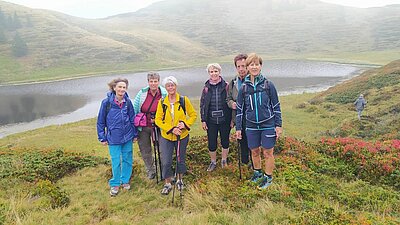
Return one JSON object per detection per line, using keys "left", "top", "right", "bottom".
{"left": 206, "top": 121, "right": 231, "bottom": 152}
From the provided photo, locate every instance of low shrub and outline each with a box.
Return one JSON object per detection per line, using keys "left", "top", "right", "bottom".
{"left": 33, "top": 179, "right": 70, "bottom": 209}
{"left": 0, "top": 149, "right": 108, "bottom": 183}
{"left": 320, "top": 137, "right": 400, "bottom": 189}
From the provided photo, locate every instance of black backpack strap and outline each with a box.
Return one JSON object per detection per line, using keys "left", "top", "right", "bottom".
{"left": 105, "top": 101, "right": 111, "bottom": 116}
{"left": 161, "top": 98, "right": 167, "bottom": 121}
{"left": 162, "top": 96, "right": 186, "bottom": 122}
{"left": 264, "top": 79, "right": 271, "bottom": 98}
{"left": 241, "top": 82, "right": 247, "bottom": 98}
{"left": 179, "top": 96, "right": 186, "bottom": 115}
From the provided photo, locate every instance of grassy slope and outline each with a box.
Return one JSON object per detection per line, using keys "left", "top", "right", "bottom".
{"left": 0, "top": 86, "right": 399, "bottom": 224}
{"left": 311, "top": 59, "right": 400, "bottom": 140}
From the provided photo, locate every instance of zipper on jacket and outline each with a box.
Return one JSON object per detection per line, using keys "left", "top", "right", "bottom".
{"left": 253, "top": 85, "right": 259, "bottom": 129}
{"left": 121, "top": 106, "right": 126, "bottom": 143}
{"left": 216, "top": 86, "right": 219, "bottom": 124}
{"left": 249, "top": 94, "right": 254, "bottom": 111}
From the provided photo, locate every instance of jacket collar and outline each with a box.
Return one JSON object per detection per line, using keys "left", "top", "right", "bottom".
{"left": 162, "top": 92, "right": 181, "bottom": 105}
{"left": 244, "top": 73, "right": 265, "bottom": 86}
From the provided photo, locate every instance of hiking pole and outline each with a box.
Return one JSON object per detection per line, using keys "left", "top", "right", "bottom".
{"left": 155, "top": 126, "right": 163, "bottom": 181}
{"left": 172, "top": 134, "right": 181, "bottom": 205}
{"left": 151, "top": 126, "right": 159, "bottom": 184}
{"left": 237, "top": 140, "right": 242, "bottom": 180}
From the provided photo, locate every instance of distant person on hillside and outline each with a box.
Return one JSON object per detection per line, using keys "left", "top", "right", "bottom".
{"left": 155, "top": 76, "right": 197, "bottom": 195}
{"left": 236, "top": 53, "right": 283, "bottom": 189}
{"left": 227, "top": 53, "right": 252, "bottom": 168}
{"left": 200, "top": 63, "right": 232, "bottom": 172}
{"left": 354, "top": 94, "right": 367, "bottom": 120}
{"left": 133, "top": 72, "right": 167, "bottom": 180}
{"left": 97, "top": 78, "right": 138, "bottom": 197}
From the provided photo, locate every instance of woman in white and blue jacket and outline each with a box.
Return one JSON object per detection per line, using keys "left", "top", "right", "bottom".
{"left": 97, "top": 78, "right": 138, "bottom": 197}
{"left": 133, "top": 72, "right": 167, "bottom": 180}
{"left": 236, "top": 53, "right": 283, "bottom": 190}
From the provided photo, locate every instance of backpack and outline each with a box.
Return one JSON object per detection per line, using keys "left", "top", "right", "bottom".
{"left": 161, "top": 96, "right": 186, "bottom": 121}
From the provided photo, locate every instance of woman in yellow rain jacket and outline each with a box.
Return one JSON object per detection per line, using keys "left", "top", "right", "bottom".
{"left": 155, "top": 76, "right": 197, "bottom": 195}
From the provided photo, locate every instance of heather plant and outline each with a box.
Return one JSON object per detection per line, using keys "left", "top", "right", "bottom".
{"left": 33, "top": 180, "right": 70, "bottom": 209}
{"left": 0, "top": 148, "right": 108, "bottom": 182}
{"left": 320, "top": 137, "right": 400, "bottom": 189}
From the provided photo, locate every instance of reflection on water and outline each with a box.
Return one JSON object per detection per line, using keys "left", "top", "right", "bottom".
{"left": 0, "top": 94, "right": 87, "bottom": 126}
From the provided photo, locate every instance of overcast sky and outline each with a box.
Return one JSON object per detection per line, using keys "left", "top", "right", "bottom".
{"left": 4, "top": 0, "right": 400, "bottom": 19}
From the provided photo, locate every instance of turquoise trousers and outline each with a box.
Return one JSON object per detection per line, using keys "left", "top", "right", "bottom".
{"left": 108, "top": 140, "right": 133, "bottom": 187}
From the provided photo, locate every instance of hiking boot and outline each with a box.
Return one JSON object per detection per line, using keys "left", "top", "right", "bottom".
{"left": 176, "top": 179, "right": 184, "bottom": 191}
{"left": 110, "top": 186, "right": 119, "bottom": 197}
{"left": 148, "top": 172, "right": 156, "bottom": 180}
{"left": 250, "top": 170, "right": 264, "bottom": 183}
{"left": 122, "top": 183, "right": 131, "bottom": 190}
{"left": 207, "top": 162, "right": 217, "bottom": 172}
{"left": 221, "top": 159, "right": 227, "bottom": 168}
{"left": 258, "top": 175, "right": 273, "bottom": 190}
{"left": 161, "top": 183, "right": 172, "bottom": 195}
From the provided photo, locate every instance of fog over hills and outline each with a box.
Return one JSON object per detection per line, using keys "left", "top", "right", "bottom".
{"left": 108, "top": 0, "right": 400, "bottom": 55}
{"left": 0, "top": 0, "right": 399, "bottom": 82}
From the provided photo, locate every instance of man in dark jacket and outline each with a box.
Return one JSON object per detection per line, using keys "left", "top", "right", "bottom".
{"left": 227, "top": 53, "right": 252, "bottom": 167}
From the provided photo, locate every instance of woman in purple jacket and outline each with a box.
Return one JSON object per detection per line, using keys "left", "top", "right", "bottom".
{"left": 97, "top": 78, "right": 138, "bottom": 197}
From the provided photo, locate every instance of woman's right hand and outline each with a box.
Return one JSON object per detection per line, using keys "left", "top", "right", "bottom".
{"left": 101, "top": 141, "right": 108, "bottom": 146}
{"left": 202, "top": 122, "right": 208, "bottom": 131}
{"left": 232, "top": 102, "right": 237, "bottom": 109}
{"left": 172, "top": 127, "right": 182, "bottom": 136}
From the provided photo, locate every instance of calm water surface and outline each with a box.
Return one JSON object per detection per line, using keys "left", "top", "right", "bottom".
{"left": 0, "top": 60, "right": 370, "bottom": 138}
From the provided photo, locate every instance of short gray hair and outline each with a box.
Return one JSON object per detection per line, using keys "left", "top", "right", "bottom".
{"left": 147, "top": 72, "right": 160, "bottom": 81}
{"left": 206, "top": 63, "right": 222, "bottom": 72}
{"left": 162, "top": 76, "right": 178, "bottom": 86}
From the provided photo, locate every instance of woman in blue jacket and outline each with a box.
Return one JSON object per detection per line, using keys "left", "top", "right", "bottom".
{"left": 97, "top": 78, "right": 138, "bottom": 197}
{"left": 236, "top": 53, "right": 283, "bottom": 189}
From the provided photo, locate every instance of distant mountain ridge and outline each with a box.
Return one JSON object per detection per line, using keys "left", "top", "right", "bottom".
{"left": 0, "top": 0, "right": 400, "bottom": 83}
{"left": 110, "top": 0, "right": 400, "bottom": 54}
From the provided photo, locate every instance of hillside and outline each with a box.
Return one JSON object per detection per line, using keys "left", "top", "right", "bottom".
{"left": 306, "top": 59, "right": 400, "bottom": 140}
{"left": 0, "top": 1, "right": 214, "bottom": 84}
{"left": 1, "top": 0, "right": 400, "bottom": 83}
{"left": 0, "top": 92, "right": 399, "bottom": 224}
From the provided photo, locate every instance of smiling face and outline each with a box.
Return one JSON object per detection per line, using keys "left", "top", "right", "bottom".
{"left": 114, "top": 81, "right": 127, "bottom": 98}
{"left": 148, "top": 78, "right": 159, "bottom": 92}
{"left": 208, "top": 66, "right": 221, "bottom": 82}
{"left": 236, "top": 59, "right": 247, "bottom": 78}
{"left": 247, "top": 61, "right": 262, "bottom": 77}
{"left": 165, "top": 82, "right": 176, "bottom": 95}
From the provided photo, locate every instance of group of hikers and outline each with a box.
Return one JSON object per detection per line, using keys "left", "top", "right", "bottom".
{"left": 97, "top": 53, "right": 283, "bottom": 197}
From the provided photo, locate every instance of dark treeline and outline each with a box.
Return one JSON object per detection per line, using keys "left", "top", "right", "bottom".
{"left": 0, "top": 7, "right": 30, "bottom": 57}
